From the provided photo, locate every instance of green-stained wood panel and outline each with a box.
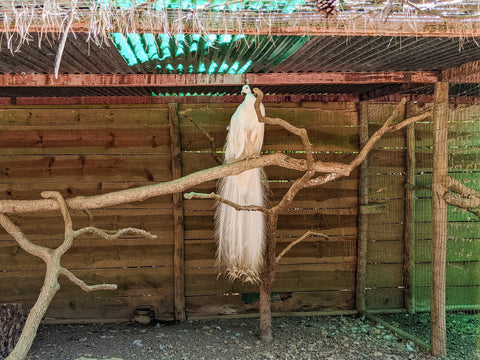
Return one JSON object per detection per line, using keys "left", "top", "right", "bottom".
{"left": 410, "top": 101, "right": 480, "bottom": 312}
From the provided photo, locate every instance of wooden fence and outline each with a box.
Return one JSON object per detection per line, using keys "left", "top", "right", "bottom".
{"left": 0, "top": 101, "right": 359, "bottom": 321}
{"left": 0, "top": 99, "right": 477, "bottom": 322}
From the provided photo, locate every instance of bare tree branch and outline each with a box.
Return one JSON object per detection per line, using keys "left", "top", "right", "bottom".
{"left": 307, "top": 172, "right": 344, "bottom": 187}
{"left": 184, "top": 192, "right": 271, "bottom": 215}
{"left": 447, "top": 176, "right": 480, "bottom": 198}
{"left": 183, "top": 112, "right": 222, "bottom": 165}
{"left": 443, "top": 176, "right": 480, "bottom": 218}
{"left": 387, "top": 110, "right": 432, "bottom": 133}
{"left": 60, "top": 268, "right": 117, "bottom": 292}
{"left": 3, "top": 192, "right": 154, "bottom": 360}
{"left": 275, "top": 231, "right": 329, "bottom": 265}
{"left": 350, "top": 97, "right": 407, "bottom": 169}
{"left": 0, "top": 152, "right": 348, "bottom": 215}
{"left": 0, "top": 214, "right": 51, "bottom": 261}
{"left": 41, "top": 191, "right": 74, "bottom": 256}
{"left": 444, "top": 192, "right": 480, "bottom": 218}
{"left": 74, "top": 226, "right": 157, "bottom": 239}
{"left": 271, "top": 171, "right": 314, "bottom": 215}
{"left": 253, "top": 88, "right": 314, "bottom": 170}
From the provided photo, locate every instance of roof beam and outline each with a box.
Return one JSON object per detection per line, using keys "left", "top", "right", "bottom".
{"left": 442, "top": 60, "right": 480, "bottom": 83}
{"left": 11, "top": 15, "right": 480, "bottom": 37}
{"left": 0, "top": 94, "right": 359, "bottom": 106}
{"left": 0, "top": 72, "right": 440, "bottom": 87}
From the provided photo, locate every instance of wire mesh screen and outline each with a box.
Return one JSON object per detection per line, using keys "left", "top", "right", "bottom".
{"left": 364, "top": 85, "right": 480, "bottom": 359}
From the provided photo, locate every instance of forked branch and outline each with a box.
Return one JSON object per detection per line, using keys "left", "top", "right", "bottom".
{"left": 4, "top": 191, "right": 156, "bottom": 360}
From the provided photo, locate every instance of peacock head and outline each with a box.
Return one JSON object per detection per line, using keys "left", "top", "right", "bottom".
{"left": 241, "top": 85, "right": 252, "bottom": 95}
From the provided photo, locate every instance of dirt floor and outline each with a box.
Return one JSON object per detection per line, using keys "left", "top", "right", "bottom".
{"left": 25, "top": 315, "right": 437, "bottom": 360}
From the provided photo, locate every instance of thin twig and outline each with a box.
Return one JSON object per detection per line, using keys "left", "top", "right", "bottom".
{"left": 183, "top": 112, "right": 222, "bottom": 165}
{"left": 73, "top": 226, "right": 157, "bottom": 239}
{"left": 184, "top": 191, "right": 271, "bottom": 215}
{"left": 275, "top": 230, "right": 329, "bottom": 264}
{"left": 386, "top": 110, "right": 432, "bottom": 133}
{"left": 60, "top": 267, "right": 117, "bottom": 292}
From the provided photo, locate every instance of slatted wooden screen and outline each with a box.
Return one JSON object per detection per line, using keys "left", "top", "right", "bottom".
{"left": 364, "top": 99, "right": 480, "bottom": 313}
{"left": 0, "top": 105, "right": 175, "bottom": 321}
{"left": 180, "top": 102, "right": 359, "bottom": 317}
{"left": 362, "top": 101, "right": 408, "bottom": 311}
{"left": 0, "top": 100, "right": 359, "bottom": 321}
{"left": 412, "top": 101, "right": 480, "bottom": 312}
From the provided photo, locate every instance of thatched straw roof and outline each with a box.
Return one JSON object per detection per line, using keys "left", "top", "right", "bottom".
{"left": 0, "top": 1, "right": 479, "bottom": 99}
{"left": 2, "top": 1, "right": 480, "bottom": 49}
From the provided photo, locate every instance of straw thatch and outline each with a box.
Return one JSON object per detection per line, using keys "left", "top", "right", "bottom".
{"left": 2, "top": 1, "right": 480, "bottom": 51}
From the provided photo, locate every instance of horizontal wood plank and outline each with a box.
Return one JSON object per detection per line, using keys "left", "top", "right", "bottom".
{"left": 0, "top": 155, "right": 172, "bottom": 182}
{"left": 185, "top": 263, "right": 355, "bottom": 296}
{"left": 0, "top": 267, "right": 174, "bottom": 302}
{"left": 185, "top": 236, "right": 356, "bottom": 268}
{"left": 185, "top": 290, "right": 354, "bottom": 318}
{"left": 0, "top": 105, "right": 169, "bottom": 126}
{"left": 0, "top": 127, "right": 171, "bottom": 154}
{"left": 15, "top": 294, "right": 174, "bottom": 322}
{"left": 365, "top": 288, "right": 404, "bottom": 310}
{"left": 0, "top": 242, "right": 173, "bottom": 271}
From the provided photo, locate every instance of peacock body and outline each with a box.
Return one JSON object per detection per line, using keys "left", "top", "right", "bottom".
{"left": 215, "top": 85, "right": 267, "bottom": 283}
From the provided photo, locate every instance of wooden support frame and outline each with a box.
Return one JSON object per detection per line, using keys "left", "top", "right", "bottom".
{"left": 0, "top": 72, "right": 440, "bottom": 88}
{"left": 404, "top": 105, "right": 416, "bottom": 314}
{"left": 431, "top": 82, "right": 449, "bottom": 358}
{"left": 168, "top": 103, "right": 186, "bottom": 321}
{"left": 356, "top": 101, "right": 369, "bottom": 314}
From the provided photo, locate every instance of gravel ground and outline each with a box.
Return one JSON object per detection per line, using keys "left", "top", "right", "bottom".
{"left": 25, "top": 315, "right": 437, "bottom": 360}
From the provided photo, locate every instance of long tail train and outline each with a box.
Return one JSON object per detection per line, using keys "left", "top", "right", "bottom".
{"left": 215, "top": 85, "right": 267, "bottom": 283}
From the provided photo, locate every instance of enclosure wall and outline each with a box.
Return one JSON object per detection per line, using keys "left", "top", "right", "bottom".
{"left": 365, "top": 99, "right": 480, "bottom": 313}
{"left": 0, "top": 101, "right": 359, "bottom": 322}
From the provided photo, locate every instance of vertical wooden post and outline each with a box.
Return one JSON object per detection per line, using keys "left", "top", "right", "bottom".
{"left": 431, "top": 82, "right": 449, "bottom": 358}
{"left": 169, "top": 103, "right": 186, "bottom": 321}
{"left": 356, "top": 101, "right": 369, "bottom": 314}
{"left": 404, "top": 102, "right": 416, "bottom": 314}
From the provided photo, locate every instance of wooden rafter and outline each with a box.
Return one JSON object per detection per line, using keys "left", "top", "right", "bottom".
{"left": 0, "top": 72, "right": 440, "bottom": 88}
{"left": 442, "top": 60, "right": 480, "bottom": 83}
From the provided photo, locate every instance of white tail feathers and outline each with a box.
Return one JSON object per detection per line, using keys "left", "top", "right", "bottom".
{"left": 216, "top": 168, "right": 266, "bottom": 283}
{"left": 215, "top": 85, "right": 267, "bottom": 283}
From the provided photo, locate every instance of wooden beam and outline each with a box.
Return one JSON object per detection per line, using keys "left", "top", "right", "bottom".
{"left": 0, "top": 72, "right": 441, "bottom": 88}
{"left": 356, "top": 101, "right": 369, "bottom": 314}
{"left": 431, "top": 81, "right": 449, "bottom": 358}
{"left": 9, "top": 14, "right": 480, "bottom": 37}
{"left": 6, "top": 94, "right": 359, "bottom": 106}
{"left": 168, "top": 103, "right": 186, "bottom": 321}
{"left": 442, "top": 60, "right": 480, "bottom": 83}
